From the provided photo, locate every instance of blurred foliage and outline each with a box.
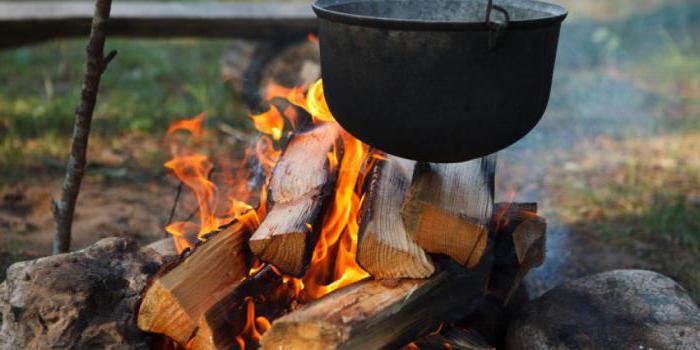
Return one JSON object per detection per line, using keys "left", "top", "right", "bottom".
{"left": 0, "top": 39, "right": 251, "bottom": 183}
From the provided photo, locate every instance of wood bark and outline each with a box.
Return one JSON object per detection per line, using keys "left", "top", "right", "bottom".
{"left": 0, "top": 237, "right": 175, "bottom": 349}
{"left": 401, "top": 156, "right": 496, "bottom": 267}
{"left": 357, "top": 155, "right": 435, "bottom": 279}
{"left": 137, "top": 222, "right": 250, "bottom": 345}
{"left": 52, "top": 0, "right": 116, "bottom": 254}
{"left": 189, "top": 266, "right": 297, "bottom": 350}
{"left": 259, "top": 262, "right": 490, "bottom": 350}
{"left": 249, "top": 123, "right": 340, "bottom": 276}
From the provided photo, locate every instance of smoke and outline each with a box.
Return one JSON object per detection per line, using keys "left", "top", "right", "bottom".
{"left": 496, "top": 0, "right": 700, "bottom": 295}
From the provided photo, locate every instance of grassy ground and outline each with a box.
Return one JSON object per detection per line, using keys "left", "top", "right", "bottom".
{"left": 0, "top": 38, "right": 252, "bottom": 184}
{"left": 550, "top": 133, "right": 700, "bottom": 299}
{"left": 498, "top": 0, "right": 700, "bottom": 298}
{"left": 0, "top": 0, "right": 699, "bottom": 300}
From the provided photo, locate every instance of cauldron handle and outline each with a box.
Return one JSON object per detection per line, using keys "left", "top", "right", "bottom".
{"left": 485, "top": 0, "right": 510, "bottom": 50}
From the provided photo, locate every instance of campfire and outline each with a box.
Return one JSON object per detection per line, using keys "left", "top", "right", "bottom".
{"left": 5, "top": 1, "right": 698, "bottom": 349}
{"left": 135, "top": 80, "right": 547, "bottom": 349}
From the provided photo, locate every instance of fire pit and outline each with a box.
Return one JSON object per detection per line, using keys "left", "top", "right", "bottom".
{"left": 135, "top": 79, "right": 548, "bottom": 349}
{"left": 132, "top": 0, "right": 566, "bottom": 348}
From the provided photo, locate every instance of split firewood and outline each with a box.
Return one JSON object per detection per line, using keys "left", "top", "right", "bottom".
{"left": 189, "top": 266, "right": 297, "bottom": 350}
{"left": 505, "top": 215, "right": 546, "bottom": 303}
{"left": 357, "top": 155, "right": 435, "bottom": 279}
{"left": 401, "top": 156, "right": 496, "bottom": 267}
{"left": 512, "top": 216, "right": 546, "bottom": 267}
{"left": 249, "top": 123, "right": 340, "bottom": 276}
{"left": 489, "top": 202, "right": 546, "bottom": 304}
{"left": 259, "top": 262, "right": 490, "bottom": 350}
{"left": 491, "top": 202, "right": 538, "bottom": 266}
{"left": 137, "top": 222, "right": 250, "bottom": 345}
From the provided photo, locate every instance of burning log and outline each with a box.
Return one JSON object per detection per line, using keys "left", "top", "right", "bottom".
{"left": 506, "top": 215, "right": 546, "bottom": 302}
{"left": 401, "top": 156, "right": 496, "bottom": 267}
{"left": 249, "top": 123, "right": 340, "bottom": 276}
{"left": 490, "top": 203, "right": 546, "bottom": 304}
{"left": 189, "top": 266, "right": 298, "bottom": 350}
{"left": 259, "top": 262, "right": 490, "bottom": 349}
{"left": 137, "top": 222, "right": 250, "bottom": 345}
{"left": 357, "top": 155, "right": 435, "bottom": 279}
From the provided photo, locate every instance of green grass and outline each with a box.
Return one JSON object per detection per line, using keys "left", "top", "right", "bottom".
{"left": 0, "top": 39, "right": 252, "bottom": 184}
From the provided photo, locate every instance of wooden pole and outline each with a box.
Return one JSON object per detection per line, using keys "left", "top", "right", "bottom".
{"left": 51, "top": 0, "right": 116, "bottom": 254}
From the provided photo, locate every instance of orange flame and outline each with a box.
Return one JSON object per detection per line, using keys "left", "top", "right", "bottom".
{"left": 406, "top": 343, "right": 420, "bottom": 350}
{"left": 251, "top": 106, "right": 284, "bottom": 141}
{"left": 167, "top": 112, "right": 205, "bottom": 139}
{"left": 163, "top": 111, "right": 265, "bottom": 253}
{"left": 234, "top": 297, "right": 268, "bottom": 350}
{"left": 301, "top": 130, "right": 372, "bottom": 299}
{"left": 307, "top": 33, "right": 319, "bottom": 43}
{"left": 164, "top": 154, "right": 219, "bottom": 234}
{"left": 164, "top": 78, "right": 378, "bottom": 346}
{"left": 262, "top": 78, "right": 373, "bottom": 299}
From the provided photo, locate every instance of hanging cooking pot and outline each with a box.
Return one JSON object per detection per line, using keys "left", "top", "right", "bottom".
{"left": 312, "top": 0, "right": 567, "bottom": 162}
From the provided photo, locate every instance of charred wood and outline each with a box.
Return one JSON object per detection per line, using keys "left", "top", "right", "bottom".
{"left": 490, "top": 203, "right": 545, "bottom": 304}
{"left": 260, "top": 261, "right": 491, "bottom": 350}
{"left": 189, "top": 266, "right": 297, "bottom": 350}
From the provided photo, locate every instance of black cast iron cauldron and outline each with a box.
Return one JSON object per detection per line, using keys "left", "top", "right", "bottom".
{"left": 312, "top": 0, "right": 567, "bottom": 162}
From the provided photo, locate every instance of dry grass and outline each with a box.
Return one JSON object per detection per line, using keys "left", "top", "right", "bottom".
{"left": 548, "top": 132, "right": 700, "bottom": 299}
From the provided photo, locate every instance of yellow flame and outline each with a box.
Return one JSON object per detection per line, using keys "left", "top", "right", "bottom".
{"left": 164, "top": 78, "right": 378, "bottom": 347}
{"left": 251, "top": 106, "right": 284, "bottom": 141}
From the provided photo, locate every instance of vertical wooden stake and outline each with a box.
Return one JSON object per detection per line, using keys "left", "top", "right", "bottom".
{"left": 52, "top": 0, "right": 116, "bottom": 254}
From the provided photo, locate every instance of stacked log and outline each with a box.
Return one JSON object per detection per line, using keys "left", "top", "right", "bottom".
{"left": 136, "top": 126, "right": 547, "bottom": 349}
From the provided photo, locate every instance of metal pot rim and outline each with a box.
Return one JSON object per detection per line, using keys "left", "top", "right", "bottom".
{"left": 312, "top": 0, "right": 567, "bottom": 30}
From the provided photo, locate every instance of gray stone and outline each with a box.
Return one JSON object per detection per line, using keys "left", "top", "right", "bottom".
{"left": 507, "top": 270, "right": 700, "bottom": 350}
{"left": 0, "top": 237, "right": 176, "bottom": 350}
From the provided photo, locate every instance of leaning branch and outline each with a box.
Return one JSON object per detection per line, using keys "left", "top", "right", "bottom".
{"left": 52, "top": 0, "right": 116, "bottom": 254}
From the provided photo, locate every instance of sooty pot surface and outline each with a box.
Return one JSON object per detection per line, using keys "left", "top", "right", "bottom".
{"left": 313, "top": 0, "right": 567, "bottom": 162}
